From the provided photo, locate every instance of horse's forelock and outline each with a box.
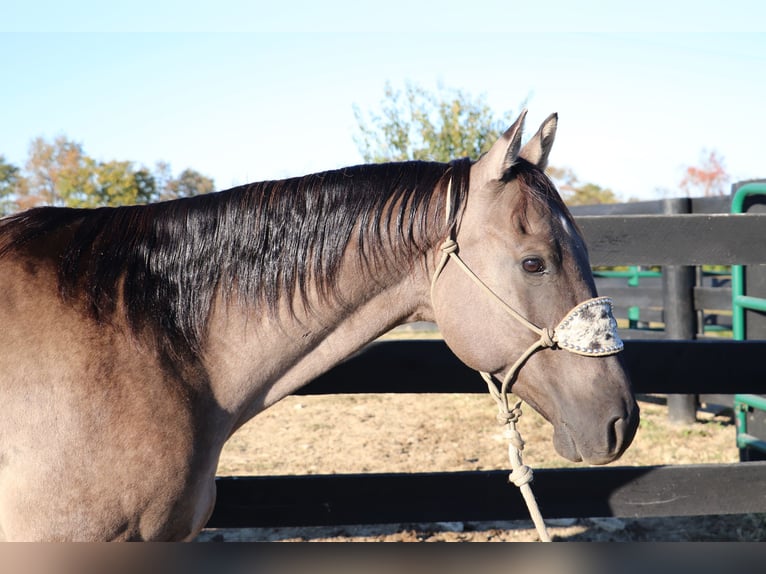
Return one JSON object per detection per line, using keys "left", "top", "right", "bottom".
{"left": 507, "top": 159, "right": 577, "bottom": 233}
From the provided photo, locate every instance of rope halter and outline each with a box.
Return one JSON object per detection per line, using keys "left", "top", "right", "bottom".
{"left": 429, "top": 178, "right": 623, "bottom": 541}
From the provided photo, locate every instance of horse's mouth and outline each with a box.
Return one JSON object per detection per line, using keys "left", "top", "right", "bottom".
{"left": 553, "top": 425, "right": 617, "bottom": 465}
{"left": 490, "top": 376, "right": 639, "bottom": 465}
{"left": 506, "top": 388, "right": 591, "bottom": 463}
{"left": 552, "top": 425, "right": 583, "bottom": 463}
{"left": 552, "top": 413, "right": 638, "bottom": 466}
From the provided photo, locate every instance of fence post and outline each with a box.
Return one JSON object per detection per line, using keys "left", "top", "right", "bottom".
{"left": 662, "top": 198, "right": 698, "bottom": 424}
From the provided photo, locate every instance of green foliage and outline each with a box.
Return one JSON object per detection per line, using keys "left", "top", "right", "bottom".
{"left": 24, "top": 136, "right": 92, "bottom": 207}
{"left": 0, "top": 155, "right": 24, "bottom": 216}
{"left": 1, "top": 135, "right": 215, "bottom": 213}
{"left": 353, "top": 82, "right": 519, "bottom": 163}
{"left": 151, "top": 161, "right": 215, "bottom": 201}
{"left": 83, "top": 160, "right": 157, "bottom": 208}
{"left": 354, "top": 82, "right": 618, "bottom": 207}
{"left": 546, "top": 166, "right": 618, "bottom": 206}
{"left": 566, "top": 182, "right": 618, "bottom": 205}
{"left": 162, "top": 168, "right": 215, "bottom": 200}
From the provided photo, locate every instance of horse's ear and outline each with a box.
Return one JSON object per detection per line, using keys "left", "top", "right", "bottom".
{"left": 519, "top": 112, "right": 558, "bottom": 170}
{"left": 477, "top": 109, "right": 527, "bottom": 179}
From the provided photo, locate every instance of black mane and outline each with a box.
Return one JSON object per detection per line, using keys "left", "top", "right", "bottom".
{"left": 0, "top": 159, "right": 472, "bottom": 361}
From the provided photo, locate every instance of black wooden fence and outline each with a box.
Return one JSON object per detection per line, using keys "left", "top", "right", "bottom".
{"left": 572, "top": 190, "right": 766, "bottom": 340}
{"left": 207, "top": 192, "right": 766, "bottom": 532}
{"left": 575, "top": 190, "right": 766, "bottom": 422}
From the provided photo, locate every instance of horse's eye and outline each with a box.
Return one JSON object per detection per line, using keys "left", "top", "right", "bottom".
{"left": 522, "top": 257, "right": 546, "bottom": 274}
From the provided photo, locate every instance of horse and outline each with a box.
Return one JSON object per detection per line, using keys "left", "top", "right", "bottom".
{"left": 0, "top": 111, "right": 639, "bottom": 541}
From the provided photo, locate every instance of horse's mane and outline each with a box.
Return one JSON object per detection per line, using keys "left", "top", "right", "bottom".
{"left": 0, "top": 159, "right": 472, "bottom": 361}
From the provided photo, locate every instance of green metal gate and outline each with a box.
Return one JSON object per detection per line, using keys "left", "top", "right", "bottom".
{"left": 731, "top": 183, "right": 766, "bottom": 459}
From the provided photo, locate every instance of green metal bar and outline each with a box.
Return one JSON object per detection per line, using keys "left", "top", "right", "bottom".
{"left": 735, "top": 393, "right": 766, "bottom": 412}
{"left": 593, "top": 266, "right": 662, "bottom": 328}
{"left": 737, "top": 433, "right": 766, "bottom": 453}
{"left": 734, "top": 294, "right": 766, "bottom": 313}
{"left": 594, "top": 266, "right": 725, "bottom": 335}
{"left": 732, "top": 264, "right": 746, "bottom": 339}
{"left": 735, "top": 396, "right": 751, "bottom": 450}
{"left": 731, "top": 183, "right": 766, "bottom": 214}
{"left": 592, "top": 270, "right": 662, "bottom": 279}
{"left": 734, "top": 395, "right": 766, "bottom": 453}
{"left": 628, "top": 266, "right": 641, "bottom": 327}
{"left": 731, "top": 183, "right": 766, "bottom": 341}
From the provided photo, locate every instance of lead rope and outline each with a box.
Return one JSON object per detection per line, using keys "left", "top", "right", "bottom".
{"left": 480, "top": 373, "right": 552, "bottom": 542}
{"left": 431, "top": 177, "right": 552, "bottom": 542}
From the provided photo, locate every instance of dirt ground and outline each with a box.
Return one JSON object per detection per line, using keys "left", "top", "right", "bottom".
{"left": 196, "top": 391, "right": 766, "bottom": 542}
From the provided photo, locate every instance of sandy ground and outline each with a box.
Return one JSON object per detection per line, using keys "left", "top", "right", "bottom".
{"left": 195, "top": 392, "right": 766, "bottom": 542}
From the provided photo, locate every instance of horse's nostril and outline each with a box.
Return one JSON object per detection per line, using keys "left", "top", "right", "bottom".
{"left": 610, "top": 406, "right": 640, "bottom": 456}
{"left": 608, "top": 416, "right": 622, "bottom": 454}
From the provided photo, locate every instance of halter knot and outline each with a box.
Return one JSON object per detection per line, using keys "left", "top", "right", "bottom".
{"left": 497, "top": 409, "right": 522, "bottom": 426}
{"left": 439, "top": 238, "right": 458, "bottom": 255}
{"left": 539, "top": 327, "right": 557, "bottom": 349}
{"left": 496, "top": 400, "right": 524, "bottom": 426}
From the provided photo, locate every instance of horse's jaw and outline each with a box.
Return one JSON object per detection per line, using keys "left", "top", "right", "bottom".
{"left": 514, "top": 376, "right": 640, "bottom": 466}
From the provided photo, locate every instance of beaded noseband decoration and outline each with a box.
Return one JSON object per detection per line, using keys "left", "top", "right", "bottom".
{"left": 430, "top": 180, "right": 623, "bottom": 541}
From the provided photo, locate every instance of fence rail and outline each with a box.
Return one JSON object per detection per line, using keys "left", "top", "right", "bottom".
{"left": 210, "top": 462, "right": 766, "bottom": 528}
{"left": 294, "top": 339, "right": 766, "bottom": 396}
{"left": 579, "top": 214, "right": 766, "bottom": 266}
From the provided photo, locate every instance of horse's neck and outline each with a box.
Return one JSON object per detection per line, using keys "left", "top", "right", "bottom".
{"left": 204, "top": 263, "right": 428, "bottom": 434}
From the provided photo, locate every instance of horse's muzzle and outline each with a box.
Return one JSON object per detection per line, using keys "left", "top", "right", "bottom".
{"left": 554, "top": 399, "right": 640, "bottom": 465}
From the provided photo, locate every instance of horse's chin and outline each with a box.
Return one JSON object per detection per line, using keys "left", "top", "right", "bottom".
{"left": 552, "top": 426, "right": 582, "bottom": 462}
{"left": 519, "top": 394, "right": 626, "bottom": 465}
{"left": 552, "top": 425, "right": 620, "bottom": 466}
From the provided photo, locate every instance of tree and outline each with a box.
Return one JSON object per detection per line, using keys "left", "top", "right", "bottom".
{"left": 160, "top": 168, "right": 215, "bottom": 200}
{"left": 24, "top": 135, "right": 94, "bottom": 208}
{"left": 153, "top": 161, "right": 173, "bottom": 197}
{"left": 12, "top": 136, "right": 215, "bottom": 210}
{"left": 0, "top": 155, "right": 25, "bottom": 216}
{"left": 22, "top": 137, "right": 160, "bottom": 208}
{"left": 86, "top": 160, "right": 157, "bottom": 208}
{"left": 680, "top": 149, "right": 729, "bottom": 197}
{"left": 353, "top": 82, "right": 618, "bottom": 206}
{"left": 546, "top": 166, "right": 618, "bottom": 206}
{"left": 353, "top": 81, "right": 520, "bottom": 163}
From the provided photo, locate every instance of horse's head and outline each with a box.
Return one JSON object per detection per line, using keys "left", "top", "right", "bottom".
{"left": 431, "top": 111, "right": 639, "bottom": 465}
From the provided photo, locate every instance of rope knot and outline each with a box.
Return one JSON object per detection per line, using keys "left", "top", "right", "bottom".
{"left": 497, "top": 400, "right": 524, "bottom": 427}
{"left": 539, "top": 327, "right": 556, "bottom": 348}
{"left": 440, "top": 238, "right": 458, "bottom": 255}
{"left": 503, "top": 427, "right": 525, "bottom": 451}
{"left": 496, "top": 409, "right": 521, "bottom": 426}
{"left": 509, "top": 464, "right": 534, "bottom": 487}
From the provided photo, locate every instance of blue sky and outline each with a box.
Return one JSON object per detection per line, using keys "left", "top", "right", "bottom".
{"left": 2, "top": 3, "right": 765, "bottom": 200}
